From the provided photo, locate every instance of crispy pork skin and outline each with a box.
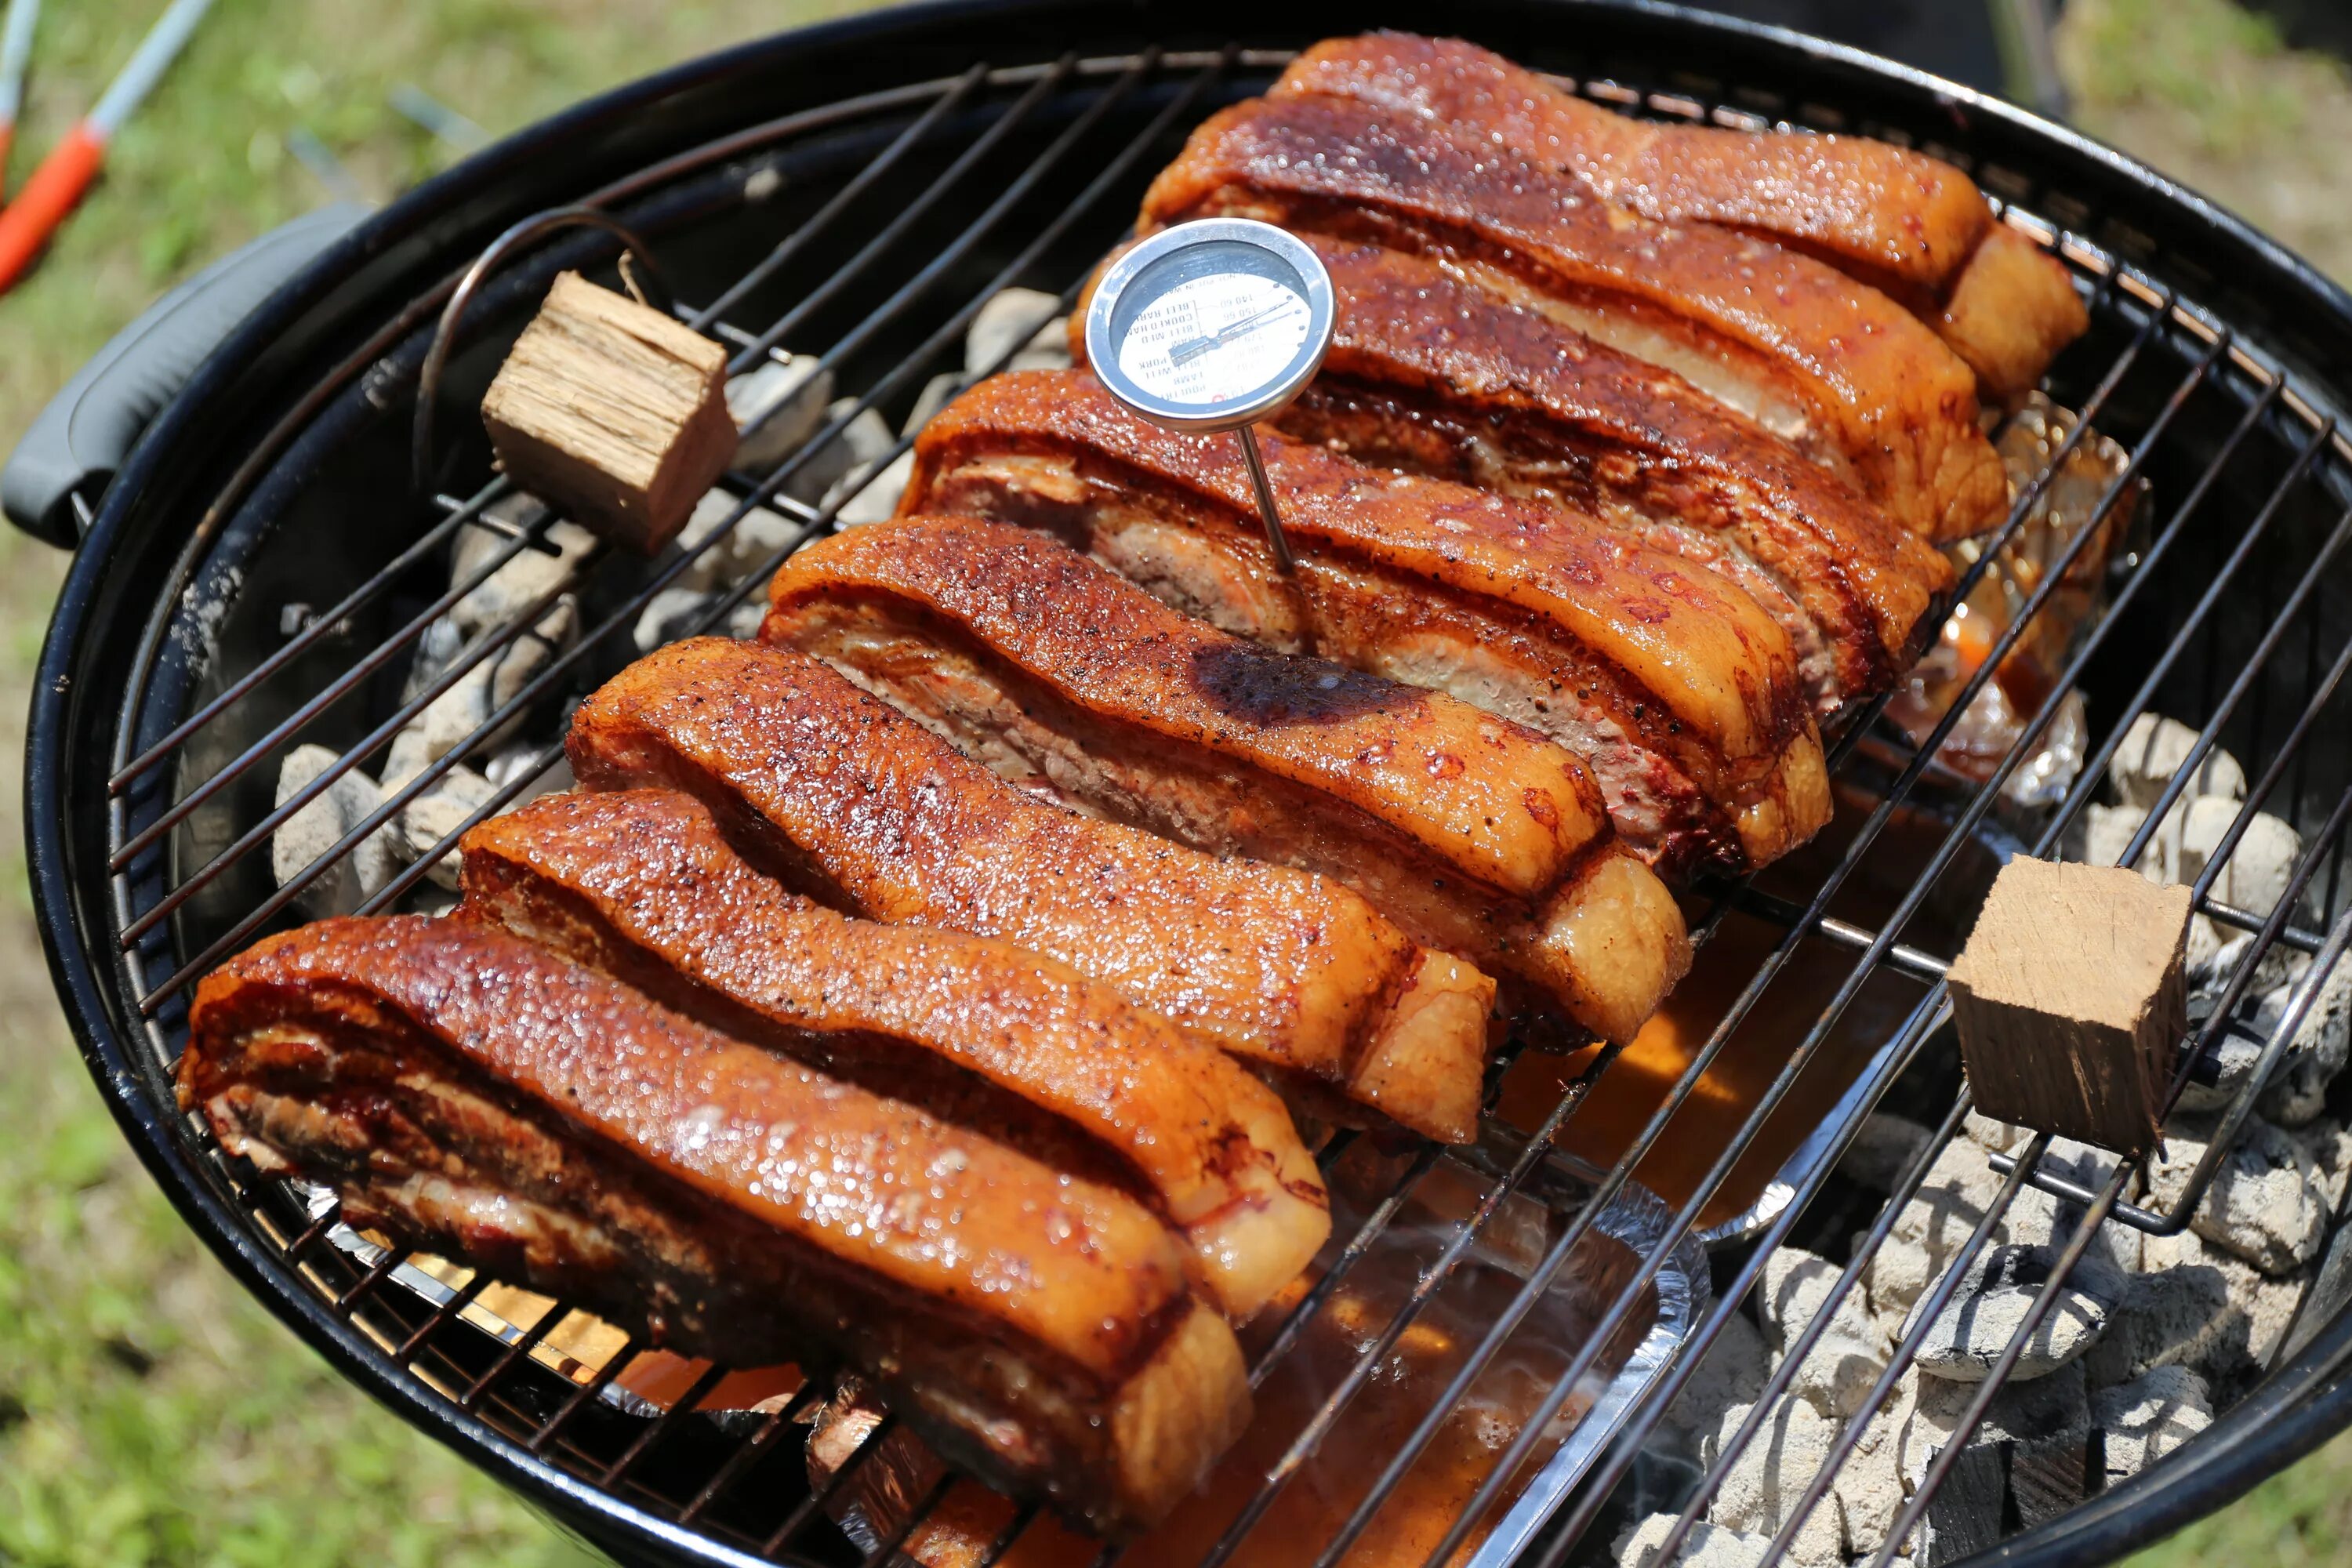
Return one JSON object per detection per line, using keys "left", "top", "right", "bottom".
{"left": 1142, "top": 97, "right": 2008, "bottom": 543}
{"left": 566, "top": 638, "right": 1498, "bottom": 1142}
{"left": 763, "top": 517, "right": 1690, "bottom": 1044}
{"left": 1271, "top": 33, "right": 2088, "bottom": 398}
{"left": 902, "top": 371, "right": 1831, "bottom": 875}
{"left": 1140, "top": 93, "right": 2009, "bottom": 542}
{"left": 180, "top": 916, "right": 1249, "bottom": 1532}
{"left": 1933, "top": 225, "right": 2095, "bottom": 401}
{"left": 1079, "top": 234, "right": 1951, "bottom": 714}
{"left": 459, "top": 789, "right": 1331, "bottom": 1316}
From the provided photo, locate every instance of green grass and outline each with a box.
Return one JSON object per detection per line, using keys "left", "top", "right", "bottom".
{"left": 0, "top": 1, "right": 2347, "bottom": 1564}
{"left": 0, "top": 3, "right": 886, "bottom": 1563}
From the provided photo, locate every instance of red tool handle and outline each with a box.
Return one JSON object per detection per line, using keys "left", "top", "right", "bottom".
{"left": 0, "top": 120, "right": 104, "bottom": 293}
{"left": 0, "top": 121, "right": 14, "bottom": 205}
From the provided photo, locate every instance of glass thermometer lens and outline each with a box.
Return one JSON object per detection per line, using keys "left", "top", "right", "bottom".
{"left": 1115, "top": 270, "right": 1312, "bottom": 406}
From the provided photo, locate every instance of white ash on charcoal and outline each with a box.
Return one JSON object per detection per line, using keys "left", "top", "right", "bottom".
{"left": 727, "top": 354, "right": 832, "bottom": 472}
{"left": 1962, "top": 1110, "right": 2032, "bottom": 1156}
{"left": 633, "top": 586, "right": 768, "bottom": 652}
{"left": 1754, "top": 1247, "right": 1892, "bottom": 1420}
{"left": 1697, "top": 1396, "right": 1847, "bottom": 1566}
{"left": 1902, "top": 1243, "right": 2122, "bottom": 1382}
{"left": 634, "top": 588, "right": 714, "bottom": 652}
{"left": 393, "top": 765, "right": 499, "bottom": 889}
{"left": 270, "top": 743, "right": 397, "bottom": 914}
{"left": 966, "top": 288, "right": 1070, "bottom": 376}
{"left": 1613, "top": 1513, "right": 1773, "bottom": 1568}
{"left": 407, "top": 596, "right": 579, "bottom": 761}
{"left": 1661, "top": 1308, "right": 1770, "bottom": 1441}
{"left": 449, "top": 505, "right": 597, "bottom": 641}
{"left": 669, "top": 488, "right": 799, "bottom": 594}
{"left": 821, "top": 399, "right": 909, "bottom": 526}
{"left": 2083, "top": 1224, "right": 2307, "bottom": 1392}
{"left": 2092, "top": 1365, "right": 2212, "bottom": 1485}
{"left": 1838, "top": 1112, "right": 1935, "bottom": 1192}
{"left": 484, "top": 742, "right": 571, "bottom": 801}
{"left": 2252, "top": 959, "right": 2352, "bottom": 1124}
{"left": 1830, "top": 1382, "right": 1909, "bottom": 1562}
{"left": 2071, "top": 715, "right": 2276, "bottom": 980}
{"left": 2109, "top": 713, "right": 2245, "bottom": 811}
{"left": 905, "top": 372, "right": 967, "bottom": 437}
{"left": 2143, "top": 1111, "right": 2328, "bottom": 1276}
{"left": 828, "top": 449, "right": 916, "bottom": 527}
{"left": 1860, "top": 1136, "right": 2062, "bottom": 1327}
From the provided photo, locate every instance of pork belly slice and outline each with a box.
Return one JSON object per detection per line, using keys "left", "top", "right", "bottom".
{"left": 1080, "top": 234, "right": 1951, "bottom": 716}
{"left": 761, "top": 516, "right": 1688, "bottom": 1044}
{"left": 180, "top": 915, "right": 1247, "bottom": 1533}
{"left": 1139, "top": 93, "right": 2009, "bottom": 543}
{"left": 458, "top": 789, "right": 1330, "bottom": 1317}
{"left": 1271, "top": 32, "right": 2088, "bottom": 399}
{"left": 566, "top": 637, "right": 1497, "bottom": 1142}
{"left": 902, "top": 371, "right": 1831, "bottom": 876}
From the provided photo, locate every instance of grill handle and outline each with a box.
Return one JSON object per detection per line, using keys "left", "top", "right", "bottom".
{"left": 1, "top": 201, "right": 368, "bottom": 548}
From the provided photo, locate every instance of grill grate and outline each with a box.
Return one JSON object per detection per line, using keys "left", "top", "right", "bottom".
{"left": 70, "top": 25, "right": 2352, "bottom": 1568}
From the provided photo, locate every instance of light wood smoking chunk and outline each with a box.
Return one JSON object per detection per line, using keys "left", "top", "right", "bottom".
{"left": 481, "top": 271, "right": 736, "bottom": 553}
{"left": 1946, "top": 856, "right": 2194, "bottom": 1156}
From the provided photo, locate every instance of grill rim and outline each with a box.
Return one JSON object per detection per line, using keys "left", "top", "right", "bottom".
{"left": 27, "top": 2, "right": 2352, "bottom": 1563}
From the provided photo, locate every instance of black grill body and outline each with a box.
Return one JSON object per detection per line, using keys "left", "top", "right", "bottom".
{"left": 24, "top": 3, "right": 2352, "bottom": 1566}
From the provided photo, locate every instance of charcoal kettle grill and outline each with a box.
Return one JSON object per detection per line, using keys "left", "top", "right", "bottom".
{"left": 18, "top": 2, "right": 2352, "bottom": 1564}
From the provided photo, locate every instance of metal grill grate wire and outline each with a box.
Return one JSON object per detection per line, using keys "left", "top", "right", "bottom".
{"left": 90, "top": 43, "right": 2352, "bottom": 1568}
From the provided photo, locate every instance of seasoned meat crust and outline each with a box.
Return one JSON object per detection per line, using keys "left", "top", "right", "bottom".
{"left": 180, "top": 916, "right": 1250, "bottom": 1534}
{"left": 1078, "top": 234, "right": 1952, "bottom": 715}
{"left": 764, "top": 516, "right": 1690, "bottom": 1044}
{"left": 902, "top": 371, "right": 1831, "bottom": 876}
{"left": 1276, "top": 33, "right": 1990, "bottom": 288}
{"left": 1140, "top": 93, "right": 2010, "bottom": 542}
{"left": 1272, "top": 33, "right": 2088, "bottom": 399}
{"left": 459, "top": 788, "right": 1331, "bottom": 1316}
{"left": 566, "top": 638, "right": 1499, "bottom": 1142}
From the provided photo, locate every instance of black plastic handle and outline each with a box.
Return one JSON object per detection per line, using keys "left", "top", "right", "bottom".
{"left": 2, "top": 201, "right": 371, "bottom": 548}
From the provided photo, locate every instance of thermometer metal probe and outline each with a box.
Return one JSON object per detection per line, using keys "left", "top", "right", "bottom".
{"left": 1083, "top": 218, "right": 1336, "bottom": 572}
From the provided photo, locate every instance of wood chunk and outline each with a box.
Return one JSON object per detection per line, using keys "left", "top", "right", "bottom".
{"left": 1946, "top": 858, "right": 2194, "bottom": 1157}
{"left": 481, "top": 271, "right": 735, "bottom": 553}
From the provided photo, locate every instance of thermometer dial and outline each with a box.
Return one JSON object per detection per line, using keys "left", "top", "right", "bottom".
{"left": 1085, "top": 219, "right": 1335, "bottom": 434}
{"left": 1085, "top": 219, "right": 1335, "bottom": 571}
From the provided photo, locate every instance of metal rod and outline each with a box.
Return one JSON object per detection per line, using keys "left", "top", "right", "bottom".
{"left": 1406, "top": 299, "right": 2191, "bottom": 1568}
{"left": 133, "top": 52, "right": 1210, "bottom": 999}
{"left": 687, "top": 60, "right": 991, "bottom": 332}
{"left": 677, "top": 1382, "right": 826, "bottom": 1526}
{"left": 1233, "top": 425, "right": 1294, "bottom": 572}
{"left": 105, "top": 40, "right": 2352, "bottom": 1568}
{"left": 412, "top": 205, "right": 673, "bottom": 500}
{"left": 1646, "top": 1087, "right": 1974, "bottom": 1565}
{"left": 1871, "top": 1166, "right": 2132, "bottom": 1566}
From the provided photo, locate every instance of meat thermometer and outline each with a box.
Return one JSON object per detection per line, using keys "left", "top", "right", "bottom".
{"left": 1084, "top": 218, "right": 1334, "bottom": 572}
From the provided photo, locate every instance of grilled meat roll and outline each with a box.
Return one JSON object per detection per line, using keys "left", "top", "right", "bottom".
{"left": 763, "top": 516, "right": 1690, "bottom": 1044}
{"left": 1139, "top": 93, "right": 2009, "bottom": 543}
{"left": 180, "top": 916, "right": 1249, "bottom": 1533}
{"left": 567, "top": 637, "right": 1498, "bottom": 1142}
{"left": 901, "top": 371, "right": 1831, "bottom": 876}
{"left": 1272, "top": 31, "right": 2087, "bottom": 398}
{"left": 1076, "top": 234, "right": 1953, "bottom": 716}
{"left": 459, "top": 788, "right": 1331, "bottom": 1316}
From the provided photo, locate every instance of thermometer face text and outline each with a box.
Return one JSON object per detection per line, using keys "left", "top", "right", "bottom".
{"left": 1086, "top": 221, "right": 1334, "bottom": 434}
{"left": 1084, "top": 219, "right": 1335, "bottom": 572}
{"left": 1116, "top": 270, "right": 1312, "bottom": 405}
